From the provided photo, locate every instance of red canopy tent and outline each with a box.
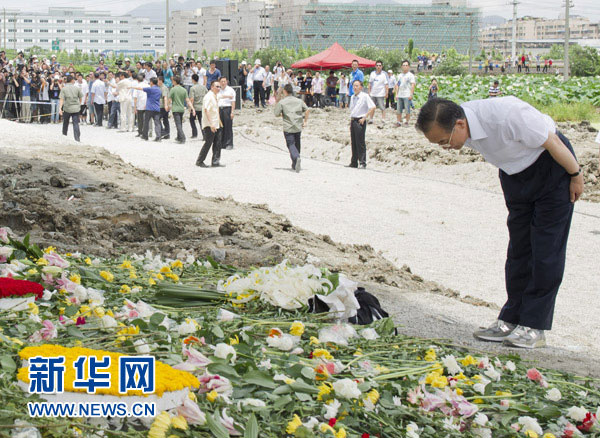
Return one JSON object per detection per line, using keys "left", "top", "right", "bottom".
{"left": 291, "top": 43, "right": 376, "bottom": 71}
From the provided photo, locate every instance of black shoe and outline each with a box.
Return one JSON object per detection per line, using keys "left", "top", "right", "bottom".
{"left": 196, "top": 162, "right": 209, "bottom": 168}
{"left": 161, "top": 134, "right": 170, "bottom": 140}
{"left": 154, "top": 138, "right": 161, "bottom": 142}
{"left": 346, "top": 163, "right": 358, "bottom": 168}
{"left": 141, "top": 136, "right": 149, "bottom": 141}
{"left": 176, "top": 139, "right": 185, "bottom": 144}
{"left": 225, "top": 146, "right": 233, "bottom": 150}
{"left": 135, "top": 134, "right": 142, "bottom": 137}
{"left": 211, "top": 163, "right": 225, "bottom": 168}
{"left": 191, "top": 135, "right": 198, "bottom": 139}
{"left": 359, "top": 163, "right": 366, "bottom": 169}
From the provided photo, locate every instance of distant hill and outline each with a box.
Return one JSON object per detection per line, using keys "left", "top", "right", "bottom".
{"left": 481, "top": 15, "right": 506, "bottom": 28}
{"left": 127, "top": 0, "right": 225, "bottom": 22}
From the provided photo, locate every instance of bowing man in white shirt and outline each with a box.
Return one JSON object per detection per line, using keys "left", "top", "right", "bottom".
{"left": 348, "top": 80, "right": 376, "bottom": 169}
{"left": 416, "top": 96, "right": 585, "bottom": 349}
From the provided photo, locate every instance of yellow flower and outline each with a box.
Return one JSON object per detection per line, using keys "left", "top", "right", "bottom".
{"left": 93, "top": 307, "right": 105, "bottom": 318}
{"left": 171, "top": 260, "right": 183, "bottom": 269}
{"left": 289, "top": 321, "right": 305, "bottom": 337}
{"left": 160, "top": 266, "right": 172, "bottom": 274}
{"left": 353, "top": 348, "right": 363, "bottom": 356}
{"left": 171, "top": 415, "right": 188, "bottom": 430}
{"left": 155, "top": 273, "right": 165, "bottom": 281}
{"left": 473, "top": 398, "right": 484, "bottom": 404}
{"left": 317, "top": 382, "right": 333, "bottom": 401}
{"left": 313, "top": 349, "right": 334, "bottom": 360}
{"left": 366, "top": 389, "right": 380, "bottom": 405}
{"left": 284, "top": 378, "right": 296, "bottom": 385}
{"left": 286, "top": 414, "right": 302, "bottom": 434}
{"left": 542, "top": 434, "right": 557, "bottom": 438}
{"left": 206, "top": 390, "right": 219, "bottom": 402}
{"left": 99, "top": 271, "right": 114, "bottom": 282}
{"left": 525, "top": 431, "right": 539, "bottom": 438}
{"left": 119, "top": 260, "right": 133, "bottom": 269}
{"left": 69, "top": 274, "right": 81, "bottom": 284}
{"left": 165, "top": 273, "right": 180, "bottom": 282}
{"left": 59, "top": 307, "right": 65, "bottom": 315}
{"left": 424, "top": 348, "right": 437, "bottom": 362}
{"left": 229, "top": 335, "right": 239, "bottom": 345}
{"left": 27, "top": 269, "right": 37, "bottom": 275}
{"left": 106, "top": 309, "right": 114, "bottom": 317}
{"left": 79, "top": 305, "right": 91, "bottom": 316}
{"left": 455, "top": 372, "right": 467, "bottom": 380}
{"left": 44, "top": 246, "right": 56, "bottom": 254}
{"left": 129, "top": 270, "right": 137, "bottom": 279}
{"left": 496, "top": 390, "right": 512, "bottom": 396}
{"left": 309, "top": 336, "right": 320, "bottom": 345}
{"left": 460, "top": 355, "right": 478, "bottom": 366}
{"left": 336, "top": 428, "right": 347, "bottom": 438}
{"left": 28, "top": 302, "right": 39, "bottom": 315}
{"left": 36, "top": 258, "right": 49, "bottom": 266}
{"left": 424, "top": 371, "right": 448, "bottom": 388}
{"left": 455, "top": 388, "right": 464, "bottom": 396}
{"left": 148, "top": 278, "right": 157, "bottom": 286}
{"left": 119, "top": 285, "right": 131, "bottom": 294}
{"left": 84, "top": 257, "right": 92, "bottom": 265}
{"left": 148, "top": 411, "right": 171, "bottom": 438}
{"left": 188, "top": 392, "right": 197, "bottom": 402}
{"left": 319, "top": 423, "right": 336, "bottom": 434}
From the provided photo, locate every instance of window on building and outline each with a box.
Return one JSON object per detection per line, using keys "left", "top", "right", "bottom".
{"left": 155, "top": 27, "right": 164, "bottom": 30}
{"left": 188, "top": 40, "right": 197, "bottom": 44}
{"left": 221, "top": 18, "right": 230, "bottom": 22}
{"left": 90, "top": 39, "right": 98, "bottom": 43}
{"left": 40, "top": 29, "right": 49, "bottom": 32}
{"left": 40, "top": 19, "right": 48, "bottom": 23}
{"left": 8, "top": 29, "right": 15, "bottom": 32}
{"left": 90, "top": 19, "right": 98, "bottom": 23}
{"left": 74, "top": 19, "right": 83, "bottom": 23}
{"left": 120, "top": 30, "right": 128, "bottom": 33}
{"left": 8, "top": 18, "right": 15, "bottom": 23}
{"left": 90, "top": 30, "right": 99, "bottom": 33}
{"left": 120, "top": 39, "right": 128, "bottom": 43}
{"left": 143, "top": 43, "right": 151, "bottom": 46}
{"left": 24, "top": 29, "right": 33, "bottom": 32}
{"left": 24, "top": 19, "right": 32, "bottom": 23}
{"left": 220, "top": 39, "right": 230, "bottom": 42}
{"left": 57, "top": 19, "right": 65, "bottom": 23}
{"left": 74, "top": 29, "right": 83, "bottom": 33}
{"left": 40, "top": 38, "right": 48, "bottom": 42}
{"left": 57, "top": 29, "right": 65, "bottom": 33}
{"left": 143, "top": 27, "right": 151, "bottom": 30}
{"left": 75, "top": 39, "right": 83, "bottom": 43}
{"left": 222, "top": 29, "right": 230, "bottom": 32}
{"left": 155, "top": 43, "right": 164, "bottom": 46}
{"left": 105, "top": 39, "right": 113, "bottom": 43}
{"left": 105, "top": 30, "right": 113, "bottom": 33}
{"left": 143, "top": 35, "right": 151, "bottom": 38}
{"left": 105, "top": 20, "right": 113, "bottom": 23}
{"left": 189, "top": 31, "right": 198, "bottom": 34}
{"left": 155, "top": 35, "right": 164, "bottom": 38}
{"left": 188, "top": 22, "right": 198, "bottom": 25}
{"left": 120, "top": 20, "right": 128, "bottom": 24}
{"left": 24, "top": 38, "right": 32, "bottom": 42}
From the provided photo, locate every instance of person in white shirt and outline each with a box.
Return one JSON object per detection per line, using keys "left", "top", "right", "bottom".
{"left": 348, "top": 80, "right": 376, "bottom": 169}
{"left": 338, "top": 73, "right": 349, "bottom": 109}
{"left": 196, "top": 62, "right": 207, "bottom": 87}
{"left": 107, "top": 72, "right": 119, "bottom": 129}
{"left": 386, "top": 69, "right": 396, "bottom": 110}
{"left": 182, "top": 64, "right": 194, "bottom": 93}
{"left": 133, "top": 75, "right": 151, "bottom": 138}
{"left": 368, "top": 60, "right": 389, "bottom": 123}
{"left": 90, "top": 72, "right": 106, "bottom": 127}
{"left": 263, "top": 65, "right": 273, "bottom": 102}
{"left": 196, "top": 80, "right": 223, "bottom": 168}
{"left": 117, "top": 71, "right": 134, "bottom": 132}
{"left": 143, "top": 62, "right": 157, "bottom": 82}
{"left": 394, "top": 60, "right": 416, "bottom": 127}
{"left": 416, "top": 96, "right": 585, "bottom": 349}
{"left": 273, "top": 61, "right": 284, "bottom": 92}
{"left": 75, "top": 73, "right": 88, "bottom": 124}
{"left": 311, "top": 71, "right": 325, "bottom": 108}
{"left": 250, "top": 59, "right": 267, "bottom": 108}
{"left": 218, "top": 76, "right": 236, "bottom": 150}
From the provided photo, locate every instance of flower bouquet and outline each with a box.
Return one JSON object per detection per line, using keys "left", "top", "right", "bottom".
{"left": 0, "top": 277, "right": 44, "bottom": 311}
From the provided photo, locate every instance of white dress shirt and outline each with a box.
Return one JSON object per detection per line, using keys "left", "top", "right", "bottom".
{"left": 595, "top": 131, "right": 600, "bottom": 144}
{"left": 218, "top": 86, "right": 236, "bottom": 108}
{"left": 349, "top": 91, "right": 376, "bottom": 118}
{"left": 462, "top": 96, "right": 556, "bottom": 175}
{"left": 202, "top": 91, "right": 220, "bottom": 130}
{"left": 117, "top": 78, "right": 133, "bottom": 103}
{"left": 75, "top": 80, "right": 88, "bottom": 104}
{"left": 252, "top": 66, "right": 266, "bottom": 81}
{"left": 134, "top": 81, "right": 149, "bottom": 110}
{"left": 91, "top": 79, "right": 106, "bottom": 104}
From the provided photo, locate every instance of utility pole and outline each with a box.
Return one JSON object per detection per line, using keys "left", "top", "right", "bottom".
{"left": 468, "top": 14, "right": 473, "bottom": 74}
{"left": 564, "top": 0, "right": 570, "bottom": 80}
{"left": 3, "top": 9, "right": 6, "bottom": 50}
{"left": 13, "top": 13, "right": 16, "bottom": 52}
{"left": 166, "top": 0, "right": 170, "bottom": 58}
{"left": 511, "top": 0, "right": 518, "bottom": 60}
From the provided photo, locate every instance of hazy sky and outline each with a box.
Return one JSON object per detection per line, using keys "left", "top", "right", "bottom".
{"left": 2, "top": 0, "right": 599, "bottom": 22}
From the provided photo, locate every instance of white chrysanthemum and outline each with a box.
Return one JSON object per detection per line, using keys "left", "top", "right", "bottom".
{"left": 545, "top": 388, "right": 562, "bottom": 402}
{"left": 177, "top": 319, "right": 197, "bottom": 336}
{"left": 258, "top": 359, "right": 271, "bottom": 370}
{"left": 134, "top": 339, "right": 150, "bottom": 354}
{"left": 100, "top": 315, "right": 118, "bottom": 328}
{"left": 442, "top": 418, "right": 460, "bottom": 430}
{"left": 505, "top": 360, "right": 516, "bottom": 372}
{"left": 86, "top": 288, "right": 105, "bottom": 307}
{"left": 474, "top": 413, "right": 489, "bottom": 426}
{"left": 406, "top": 422, "right": 420, "bottom": 438}
{"left": 518, "top": 416, "right": 543, "bottom": 435}
{"left": 238, "top": 398, "right": 266, "bottom": 408}
{"left": 473, "top": 428, "right": 492, "bottom": 438}
{"left": 324, "top": 399, "right": 341, "bottom": 420}
{"left": 332, "top": 378, "right": 361, "bottom": 399}
{"left": 567, "top": 406, "right": 588, "bottom": 422}
{"left": 266, "top": 334, "right": 297, "bottom": 351}
{"left": 214, "top": 343, "right": 236, "bottom": 363}
{"left": 217, "top": 309, "right": 239, "bottom": 322}
{"left": 360, "top": 328, "right": 379, "bottom": 340}
{"left": 303, "top": 417, "right": 319, "bottom": 429}
{"left": 484, "top": 366, "right": 502, "bottom": 382}
{"left": 441, "top": 355, "right": 462, "bottom": 376}
{"left": 318, "top": 324, "right": 357, "bottom": 346}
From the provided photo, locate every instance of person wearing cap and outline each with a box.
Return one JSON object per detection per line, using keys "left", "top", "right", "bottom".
{"left": 239, "top": 61, "right": 248, "bottom": 101}
{"left": 206, "top": 60, "right": 221, "bottom": 90}
{"left": 59, "top": 75, "right": 83, "bottom": 142}
{"left": 415, "top": 96, "right": 584, "bottom": 349}
{"left": 386, "top": 69, "right": 396, "bottom": 110}
{"left": 250, "top": 59, "right": 267, "bottom": 108}
{"left": 123, "top": 58, "right": 136, "bottom": 74}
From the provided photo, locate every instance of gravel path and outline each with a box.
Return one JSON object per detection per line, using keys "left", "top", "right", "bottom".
{"left": 4, "top": 117, "right": 600, "bottom": 361}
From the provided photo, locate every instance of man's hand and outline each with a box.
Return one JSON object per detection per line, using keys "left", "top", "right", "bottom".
{"left": 359, "top": 117, "right": 366, "bottom": 125}
{"left": 210, "top": 126, "right": 216, "bottom": 133}
{"left": 408, "top": 95, "right": 413, "bottom": 101}
{"left": 59, "top": 110, "right": 63, "bottom": 116}
{"left": 230, "top": 112, "right": 235, "bottom": 119}
{"left": 191, "top": 109, "right": 196, "bottom": 116}
{"left": 570, "top": 173, "right": 584, "bottom": 203}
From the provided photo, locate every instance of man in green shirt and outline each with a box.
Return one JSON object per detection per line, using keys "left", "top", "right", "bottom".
{"left": 159, "top": 76, "right": 170, "bottom": 140}
{"left": 188, "top": 73, "right": 208, "bottom": 139}
{"left": 273, "top": 83, "right": 310, "bottom": 172}
{"left": 59, "top": 75, "right": 83, "bottom": 142}
{"left": 169, "top": 76, "right": 189, "bottom": 144}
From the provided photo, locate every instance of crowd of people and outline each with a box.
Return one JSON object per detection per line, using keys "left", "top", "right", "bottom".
{"left": 480, "top": 53, "right": 556, "bottom": 74}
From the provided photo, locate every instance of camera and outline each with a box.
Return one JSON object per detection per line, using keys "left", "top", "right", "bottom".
{"left": 115, "top": 60, "right": 123, "bottom": 66}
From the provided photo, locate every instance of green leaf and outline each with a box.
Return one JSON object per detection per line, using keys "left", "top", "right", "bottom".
{"left": 273, "top": 385, "right": 291, "bottom": 395}
{"left": 64, "top": 306, "right": 78, "bottom": 318}
{"left": 149, "top": 312, "right": 165, "bottom": 327}
{"left": 67, "top": 326, "right": 85, "bottom": 339}
{"left": 296, "top": 392, "right": 312, "bottom": 402}
{"left": 537, "top": 405, "right": 561, "bottom": 419}
{"left": 207, "top": 363, "right": 241, "bottom": 380}
{"left": 77, "top": 267, "right": 105, "bottom": 282}
{"left": 272, "top": 395, "right": 293, "bottom": 409}
{"left": 206, "top": 255, "right": 220, "bottom": 269}
{"left": 243, "top": 414, "right": 258, "bottom": 438}
{"left": 129, "top": 318, "right": 149, "bottom": 331}
{"left": 212, "top": 325, "right": 225, "bottom": 339}
{"left": 0, "top": 355, "right": 17, "bottom": 372}
{"left": 23, "top": 233, "right": 30, "bottom": 248}
{"left": 206, "top": 412, "right": 230, "bottom": 438}
{"left": 289, "top": 379, "right": 319, "bottom": 394}
{"left": 242, "top": 370, "right": 277, "bottom": 389}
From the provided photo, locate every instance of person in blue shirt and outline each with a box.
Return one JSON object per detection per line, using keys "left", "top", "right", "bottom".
{"left": 162, "top": 61, "right": 173, "bottom": 88}
{"left": 131, "top": 77, "right": 162, "bottom": 141}
{"left": 348, "top": 60, "right": 364, "bottom": 98}
{"left": 206, "top": 60, "right": 221, "bottom": 89}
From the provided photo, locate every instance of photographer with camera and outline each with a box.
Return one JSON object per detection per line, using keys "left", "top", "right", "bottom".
{"left": 19, "top": 69, "right": 32, "bottom": 123}
{"left": 49, "top": 75, "right": 62, "bottom": 124}
{"left": 38, "top": 73, "right": 51, "bottom": 124}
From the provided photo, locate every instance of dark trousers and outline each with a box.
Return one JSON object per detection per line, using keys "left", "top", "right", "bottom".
{"left": 385, "top": 93, "right": 395, "bottom": 109}
{"left": 241, "top": 81, "right": 247, "bottom": 101}
{"left": 350, "top": 118, "right": 367, "bottom": 167}
{"left": 94, "top": 103, "right": 104, "bottom": 126}
{"left": 265, "top": 86, "right": 272, "bottom": 102}
{"left": 498, "top": 131, "right": 575, "bottom": 330}
{"left": 160, "top": 108, "right": 170, "bottom": 136}
{"left": 197, "top": 127, "right": 221, "bottom": 166}
{"left": 62, "top": 112, "right": 80, "bottom": 142}
{"left": 40, "top": 102, "right": 51, "bottom": 124}
{"left": 108, "top": 101, "right": 120, "bottom": 128}
{"left": 284, "top": 131, "right": 301, "bottom": 168}
{"left": 219, "top": 106, "right": 233, "bottom": 149}
{"left": 107, "top": 101, "right": 113, "bottom": 120}
{"left": 137, "top": 110, "right": 145, "bottom": 135}
{"left": 142, "top": 110, "right": 161, "bottom": 140}
{"left": 173, "top": 112, "right": 185, "bottom": 141}
{"left": 190, "top": 111, "right": 202, "bottom": 137}
{"left": 253, "top": 80, "right": 265, "bottom": 107}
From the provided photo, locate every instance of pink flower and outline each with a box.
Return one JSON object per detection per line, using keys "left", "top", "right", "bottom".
{"left": 56, "top": 275, "right": 78, "bottom": 293}
{"left": 127, "top": 310, "right": 139, "bottom": 319}
{"left": 407, "top": 386, "right": 422, "bottom": 405}
{"left": 43, "top": 252, "right": 70, "bottom": 268}
{"left": 511, "top": 423, "right": 521, "bottom": 432}
{"left": 526, "top": 368, "right": 544, "bottom": 382}
{"left": 29, "top": 320, "right": 57, "bottom": 342}
{"left": 175, "top": 398, "right": 206, "bottom": 425}
{"left": 219, "top": 408, "right": 241, "bottom": 436}
{"left": 76, "top": 316, "right": 86, "bottom": 325}
{"left": 0, "top": 228, "right": 8, "bottom": 243}
{"left": 455, "top": 399, "right": 478, "bottom": 417}
{"left": 198, "top": 373, "right": 233, "bottom": 396}
{"left": 563, "top": 422, "right": 578, "bottom": 437}
{"left": 41, "top": 273, "right": 55, "bottom": 285}
{"left": 173, "top": 346, "right": 212, "bottom": 372}
{"left": 500, "top": 399, "right": 510, "bottom": 408}
{"left": 421, "top": 391, "right": 446, "bottom": 412}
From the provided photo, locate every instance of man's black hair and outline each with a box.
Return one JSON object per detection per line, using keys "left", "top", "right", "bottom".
{"left": 210, "top": 59, "right": 216, "bottom": 65}
{"left": 150, "top": 77, "right": 158, "bottom": 85}
{"left": 402, "top": 59, "right": 410, "bottom": 65}
{"left": 65, "top": 75, "right": 75, "bottom": 83}
{"left": 415, "top": 98, "right": 465, "bottom": 134}
{"left": 376, "top": 60, "right": 383, "bottom": 65}
{"left": 173, "top": 75, "right": 181, "bottom": 85}
{"left": 329, "top": 70, "right": 334, "bottom": 74}
{"left": 352, "top": 59, "right": 359, "bottom": 64}
{"left": 283, "top": 83, "right": 294, "bottom": 94}
{"left": 94, "top": 72, "right": 100, "bottom": 78}
{"left": 145, "top": 62, "right": 153, "bottom": 67}
{"left": 191, "top": 73, "right": 199, "bottom": 82}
